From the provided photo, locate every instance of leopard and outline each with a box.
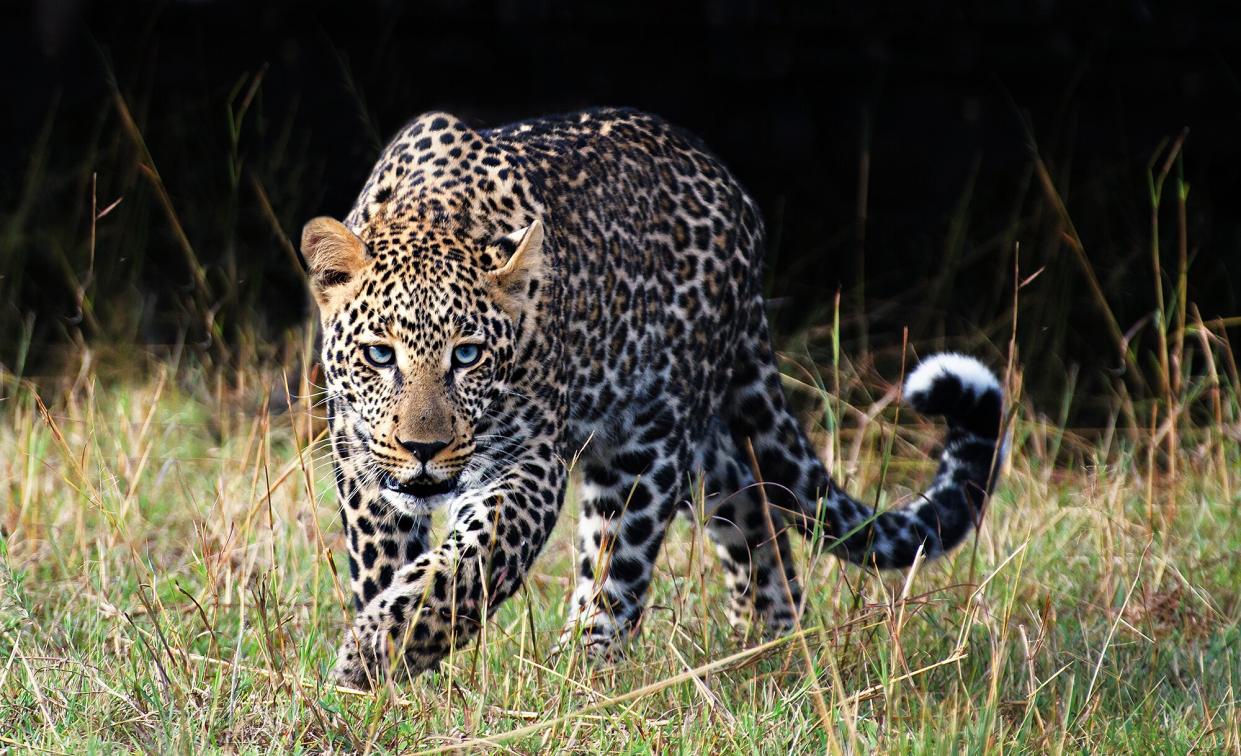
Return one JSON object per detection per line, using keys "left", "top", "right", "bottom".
{"left": 299, "top": 108, "right": 1007, "bottom": 688}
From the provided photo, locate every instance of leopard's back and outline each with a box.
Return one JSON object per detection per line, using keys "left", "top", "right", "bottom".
{"left": 486, "top": 108, "right": 767, "bottom": 440}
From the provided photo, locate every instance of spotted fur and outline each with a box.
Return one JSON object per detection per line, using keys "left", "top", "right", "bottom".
{"left": 300, "top": 108, "right": 1007, "bottom": 687}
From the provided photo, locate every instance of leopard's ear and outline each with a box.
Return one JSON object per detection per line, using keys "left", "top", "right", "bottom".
{"left": 300, "top": 217, "right": 370, "bottom": 312}
{"left": 487, "top": 220, "right": 544, "bottom": 314}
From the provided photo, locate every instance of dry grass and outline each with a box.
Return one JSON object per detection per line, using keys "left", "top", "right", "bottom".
{"left": 0, "top": 336, "right": 1236, "bottom": 753}
{"left": 2, "top": 44, "right": 1238, "bottom": 752}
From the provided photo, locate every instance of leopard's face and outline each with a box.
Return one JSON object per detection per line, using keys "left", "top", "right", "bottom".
{"left": 306, "top": 219, "right": 544, "bottom": 515}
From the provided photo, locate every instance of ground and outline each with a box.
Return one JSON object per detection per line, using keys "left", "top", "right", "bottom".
{"left": 0, "top": 341, "right": 1237, "bottom": 753}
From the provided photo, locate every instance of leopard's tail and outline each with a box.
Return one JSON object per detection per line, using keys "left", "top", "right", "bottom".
{"left": 810, "top": 353, "right": 1007, "bottom": 569}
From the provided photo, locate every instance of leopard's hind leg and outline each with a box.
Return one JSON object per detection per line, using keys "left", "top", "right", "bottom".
{"left": 697, "top": 424, "right": 802, "bottom": 638}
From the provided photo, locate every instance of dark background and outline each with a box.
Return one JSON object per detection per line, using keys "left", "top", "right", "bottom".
{"left": 3, "top": 0, "right": 1239, "bottom": 417}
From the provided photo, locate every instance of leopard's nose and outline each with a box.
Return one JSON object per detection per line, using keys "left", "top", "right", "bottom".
{"left": 396, "top": 437, "right": 449, "bottom": 463}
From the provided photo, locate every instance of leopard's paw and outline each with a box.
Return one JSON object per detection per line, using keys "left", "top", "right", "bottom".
{"left": 331, "top": 628, "right": 386, "bottom": 689}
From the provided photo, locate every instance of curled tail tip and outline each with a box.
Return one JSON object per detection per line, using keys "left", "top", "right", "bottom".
{"left": 904, "top": 352, "right": 1004, "bottom": 438}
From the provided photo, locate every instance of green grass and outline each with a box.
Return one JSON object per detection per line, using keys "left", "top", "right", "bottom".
{"left": 4, "top": 26, "right": 1238, "bottom": 751}
{"left": 0, "top": 344, "right": 1236, "bottom": 753}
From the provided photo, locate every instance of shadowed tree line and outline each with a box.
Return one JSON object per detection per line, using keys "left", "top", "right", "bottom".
{"left": 2, "top": 0, "right": 1239, "bottom": 419}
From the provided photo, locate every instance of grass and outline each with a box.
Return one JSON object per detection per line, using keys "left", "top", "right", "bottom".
{"left": 0, "top": 330, "right": 1237, "bottom": 753}
{"left": 2, "top": 32, "right": 1239, "bottom": 751}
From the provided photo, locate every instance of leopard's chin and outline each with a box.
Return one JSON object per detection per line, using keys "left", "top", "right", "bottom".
{"left": 379, "top": 472, "right": 459, "bottom": 514}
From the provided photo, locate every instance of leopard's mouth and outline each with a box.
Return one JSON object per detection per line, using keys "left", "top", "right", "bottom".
{"left": 379, "top": 472, "right": 459, "bottom": 500}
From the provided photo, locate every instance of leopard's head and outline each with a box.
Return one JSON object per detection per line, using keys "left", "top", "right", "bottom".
{"left": 300, "top": 215, "right": 543, "bottom": 513}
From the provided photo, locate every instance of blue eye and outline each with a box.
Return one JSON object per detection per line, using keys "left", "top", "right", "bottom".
{"left": 364, "top": 344, "right": 395, "bottom": 367}
{"left": 452, "top": 343, "right": 482, "bottom": 368}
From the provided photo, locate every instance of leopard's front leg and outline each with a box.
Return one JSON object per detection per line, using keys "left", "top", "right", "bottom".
{"left": 333, "top": 459, "right": 564, "bottom": 687}
{"left": 333, "top": 523, "right": 483, "bottom": 686}
{"left": 331, "top": 408, "right": 432, "bottom": 613}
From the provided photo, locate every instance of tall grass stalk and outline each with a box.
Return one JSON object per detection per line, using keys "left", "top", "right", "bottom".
{"left": 6, "top": 315, "right": 1234, "bottom": 750}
